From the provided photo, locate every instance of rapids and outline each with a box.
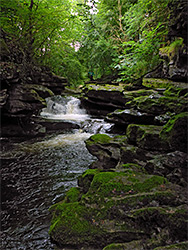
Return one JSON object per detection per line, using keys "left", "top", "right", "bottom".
{"left": 1, "top": 96, "right": 113, "bottom": 250}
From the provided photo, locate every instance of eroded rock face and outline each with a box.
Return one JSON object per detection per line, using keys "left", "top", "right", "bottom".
{"left": 145, "top": 151, "right": 188, "bottom": 187}
{"left": 159, "top": 112, "right": 188, "bottom": 153}
{"left": 50, "top": 109, "right": 188, "bottom": 249}
{"left": 82, "top": 79, "right": 188, "bottom": 131}
{"left": 81, "top": 84, "right": 126, "bottom": 116}
{"left": 166, "top": 0, "right": 188, "bottom": 82}
{"left": 0, "top": 33, "right": 67, "bottom": 138}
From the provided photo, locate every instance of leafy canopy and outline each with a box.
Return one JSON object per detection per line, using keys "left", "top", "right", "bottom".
{"left": 1, "top": 0, "right": 174, "bottom": 85}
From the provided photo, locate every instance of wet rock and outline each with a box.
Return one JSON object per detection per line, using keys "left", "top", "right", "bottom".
{"left": 152, "top": 241, "right": 188, "bottom": 250}
{"left": 32, "top": 117, "right": 80, "bottom": 132}
{"left": 40, "top": 74, "right": 67, "bottom": 95}
{"left": 85, "top": 134, "right": 123, "bottom": 169}
{"left": 119, "top": 146, "right": 154, "bottom": 167}
{"left": 49, "top": 165, "right": 187, "bottom": 249}
{"left": 159, "top": 112, "right": 188, "bottom": 153}
{"left": 103, "top": 240, "right": 145, "bottom": 250}
{"left": 1, "top": 122, "right": 46, "bottom": 138}
{"left": 107, "top": 109, "right": 155, "bottom": 127}
{"left": 81, "top": 84, "right": 126, "bottom": 116}
{"left": 145, "top": 151, "right": 188, "bottom": 187}
{"left": 126, "top": 124, "right": 169, "bottom": 151}
{"left": 4, "top": 84, "right": 47, "bottom": 115}
{"left": 127, "top": 94, "right": 187, "bottom": 115}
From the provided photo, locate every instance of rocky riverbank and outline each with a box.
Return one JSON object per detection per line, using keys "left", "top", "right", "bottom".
{"left": 49, "top": 79, "right": 188, "bottom": 250}
{"left": 0, "top": 29, "right": 67, "bottom": 139}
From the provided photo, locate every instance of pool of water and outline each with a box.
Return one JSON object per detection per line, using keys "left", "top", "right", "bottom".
{"left": 1, "top": 96, "right": 113, "bottom": 250}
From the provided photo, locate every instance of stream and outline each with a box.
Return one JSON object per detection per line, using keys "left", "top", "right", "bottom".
{"left": 1, "top": 96, "right": 113, "bottom": 250}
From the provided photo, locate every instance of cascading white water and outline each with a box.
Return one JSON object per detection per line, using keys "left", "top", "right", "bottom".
{"left": 40, "top": 96, "right": 114, "bottom": 134}
{"left": 1, "top": 95, "right": 114, "bottom": 250}
{"left": 40, "top": 96, "right": 89, "bottom": 122}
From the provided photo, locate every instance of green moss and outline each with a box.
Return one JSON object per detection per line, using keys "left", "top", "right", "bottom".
{"left": 127, "top": 93, "right": 187, "bottom": 115}
{"left": 120, "top": 163, "right": 146, "bottom": 173}
{"left": 159, "top": 38, "right": 184, "bottom": 60}
{"left": 163, "top": 86, "right": 182, "bottom": 97}
{"left": 49, "top": 202, "right": 100, "bottom": 237}
{"left": 159, "top": 112, "right": 188, "bottom": 152}
{"left": 78, "top": 169, "right": 101, "bottom": 193}
{"left": 113, "top": 190, "right": 177, "bottom": 208}
{"left": 64, "top": 187, "right": 80, "bottom": 203}
{"left": 142, "top": 78, "right": 174, "bottom": 88}
{"left": 81, "top": 169, "right": 100, "bottom": 178}
{"left": 30, "top": 89, "right": 46, "bottom": 104}
{"left": 103, "top": 240, "right": 144, "bottom": 250}
{"left": 153, "top": 241, "right": 188, "bottom": 250}
{"left": 84, "top": 83, "right": 124, "bottom": 92}
{"left": 126, "top": 124, "right": 163, "bottom": 149}
{"left": 86, "top": 134, "right": 112, "bottom": 146}
{"left": 160, "top": 112, "right": 188, "bottom": 136}
{"left": 85, "top": 171, "right": 168, "bottom": 199}
{"left": 131, "top": 204, "right": 187, "bottom": 223}
{"left": 103, "top": 243, "right": 125, "bottom": 250}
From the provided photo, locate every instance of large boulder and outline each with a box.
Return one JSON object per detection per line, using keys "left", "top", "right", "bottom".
{"left": 107, "top": 109, "right": 155, "bottom": 127}
{"left": 126, "top": 124, "right": 169, "bottom": 151}
{"left": 159, "top": 112, "right": 188, "bottom": 153}
{"left": 49, "top": 165, "right": 187, "bottom": 249}
{"left": 85, "top": 134, "right": 125, "bottom": 169}
{"left": 145, "top": 151, "right": 188, "bottom": 187}
{"left": 3, "top": 84, "right": 47, "bottom": 115}
{"left": 81, "top": 84, "right": 126, "bottom": 116}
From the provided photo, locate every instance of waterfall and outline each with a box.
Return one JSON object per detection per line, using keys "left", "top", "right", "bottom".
{"left": 40, "top": 96, "right": 89, "bottom": 122}
{"left": 40, "top": 96, "right": 114, "bottom": 134}
{"left": 1, "top": 95, "right": 114, "bottom": 250}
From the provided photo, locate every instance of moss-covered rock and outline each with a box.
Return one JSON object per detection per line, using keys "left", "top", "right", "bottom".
{"left": 84, "top": 170, "right": 167, "bottom": 199}
{"left": 145, "top": 151, "right": 188, "bottom": 186}
{"left": 50, "top": 164, "right": 187, "bottom": 249}
{"left": 153, "top": 241, "right": 188, "bottom": 250}
{"left": 78, "top": 169, "right": 101, "bottom": 193}
{"left": 81, "top": 84, "right": 127, "bottom": 116}
{"left": 5, "top": 83, "right": 47, "bottom": 114}
{"left": 86, "top": 134, "right": 112, "bottom": 146}
{"left": 142, "top": 78, "right": 187, "bottom": 90}
{"left": 127, "top": 94, "right": 187, "bottom": 115}
{"left": 63, "top": 187, "right": 81, "bottom": 203}
{"left": 49, "top": 201, "right": 103, "bottom": 248}
{"left": 126, "top": 124, "right": 169, "bottom": 151}
{"left": 85, "top": 134, "right": 126, "bottom": 169}
{"left": 103, "top": 240, "right": 144, "bottom": 250}
{"left": 159, "top": 112, "right": 188, "bottom": 152}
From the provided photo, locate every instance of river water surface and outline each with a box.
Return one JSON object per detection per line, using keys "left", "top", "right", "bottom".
{"left": 1, "top": 96, "right": 113, "bottom": 250}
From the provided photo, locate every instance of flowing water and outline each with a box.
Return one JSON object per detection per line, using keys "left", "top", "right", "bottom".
{"left": 1, "top": 96, "right": 113, "bottom": 250}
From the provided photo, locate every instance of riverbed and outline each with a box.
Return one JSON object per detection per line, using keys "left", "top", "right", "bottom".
{"left": 1, "top": 96, "right": 113, "bottom": 250}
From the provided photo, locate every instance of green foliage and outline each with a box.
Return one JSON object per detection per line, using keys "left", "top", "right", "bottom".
{"left": 113, "top": 0, "right": 171, "bottom": 82}
{"left": 0, "top": 0, "right": 176, "bottom": 85}
{"left": 159, "top": 37, "right": 184, "bottom": 60}
{"left": 0, "top": 0, "right": 85, "bottom": 86}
